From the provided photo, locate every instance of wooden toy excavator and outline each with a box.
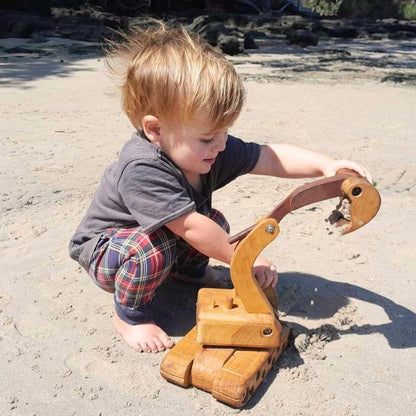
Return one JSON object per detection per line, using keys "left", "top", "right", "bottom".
{"left": 160, "top": 170, "right": 381, "bottom": 408}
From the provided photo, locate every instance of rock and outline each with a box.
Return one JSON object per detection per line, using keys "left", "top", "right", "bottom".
{"left": 294, "top": 333, "right": 310, "bottom": 352}
{"left": 0, "top": 9, "right": 123, "bottom": 42}
{"left": 218, "top": 34, "right": 241, "bottom": 55}
{"left": 381, "top": 73, "right": 416, "bottom": 84}
{"left": 383, "top": 21, "right": 416, "bottom": 34}
{"left": 186, "top": 15, "right": 222, "bottom": 33}
{"left": 388, "top": 30, "right": 416, "bottom": 39}
{"left": 10, "top": 18, "right": 34, "bottom": 38}
{"left": 369, "top": 32, "right": 388, "bottom": 40}
{"left": 325, "top": 26, "right": 359, "bottom": 39}
{"left": 280, "top": 15, "right": 321, "bottom": 32}
{"left": 29, "top": 33, "right": 48, "bottom": 43}
{"left": 69, "top": 26, "right": 106, "bottom": 42}
{"left": 198, "top": 21, "right": 228, "bottom": 46}
{"left": 287, "top": 29, "right": 319, "bottom": 47}
{"left": 4, "top": 46, "right": 52, "bottom": 56}
{"left": 224, "top": 14, "right": 251, "bottom": 29}
{"left": 243, "top": 33, "right": 258, "bottom": 49}
{"left": 0, "top": 15, "right": 13, "bottom": 38}
{"left": 67, "top": 45, "right": 102, "bottom": 55}
{"left": 382, "top": 18, "right": 399, "bottom": 24}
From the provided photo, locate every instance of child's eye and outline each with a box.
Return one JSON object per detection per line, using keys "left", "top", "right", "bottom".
{"left": 200, "top": 138, "right": 214, "bottom": 144}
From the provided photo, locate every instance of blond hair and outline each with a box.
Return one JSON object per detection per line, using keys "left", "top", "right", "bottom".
{"left": 105, "top": 22, "right": 244, "bottom": 131}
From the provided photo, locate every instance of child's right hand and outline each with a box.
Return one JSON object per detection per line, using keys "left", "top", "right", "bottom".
{"left": 322, "top": 159, "right": 373, "bottom": 183}
{"left": 253, "top": 255, "right": 278, "bottom": 289}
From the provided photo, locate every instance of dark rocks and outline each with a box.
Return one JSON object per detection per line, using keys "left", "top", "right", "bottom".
{"left": 29, "top": 33, "right": 48, "bottom": 43}
{"left": 197, "top": 21, "right": 228, "bottom": 45}
{"left": 186, "top": 15, "right": 228, "bottom": 46}
{"left": 186, "top": 15, "right": 241, "bottom": 55}
{"left": 9, "top": 18, "right": 34, "bottom": 38}
{"left": 218, "top": 34, "right": 241, "bottom": 55}
{"left": 67, "top": 44, "right": 103, "bottom": 55}
{"left": 325, "top": 26, "right": 359, "bottom": 38}
{"left": 382, "top": 19, "right": 416, "bottom": 33}
{"left": 279, "top": 15, "right": 323, "bottom": 32}
{"left": 0, "top": 10, "right": 125, "bottom": 42}
{"left": 287, "top": 29, "right": 320, "bottom": 47}
{"left": 381, "top": 73, "right": 416, "bottom": 83}
{"left": 243, "top": 33, "right": 258, "bottom": 49}
{"left": 388, "top": 30, "right": 416, "bottom": 39}
{"left": 0, "top": 14, "right": 54, "bottom": 39}
{"left": 186, "top": 14, "right": 221, "bottom": 32}
{"left": 4, "top": 46, "right": 52, "bottom": 56}
{"left": 1, "top": 7, "right": 415, "bottom": 57}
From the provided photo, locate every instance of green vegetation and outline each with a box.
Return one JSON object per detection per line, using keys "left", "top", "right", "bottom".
{"left": 403, "top": 3, "right": 416, "bottom": 19}
{"left": 307, "top": 0, "right": 416, "bottom": 19}
{"left": 292, "top": 0, "right": 416, "bottom": 19}
{"left": 302, "top": 0, "right": 343, "bottom": 16}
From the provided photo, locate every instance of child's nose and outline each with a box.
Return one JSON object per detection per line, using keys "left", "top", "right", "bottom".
{"left": 214, "top": 132, "right": 227, "bottom": 152}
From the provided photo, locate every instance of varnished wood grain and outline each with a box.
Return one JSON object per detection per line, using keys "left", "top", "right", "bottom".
{"left": 195, "top": 219, "right": 282, "bottom": 348}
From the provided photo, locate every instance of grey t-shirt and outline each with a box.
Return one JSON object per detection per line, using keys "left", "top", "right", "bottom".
{"left": 69, "top": 132, "right": 260, "bottom": 269}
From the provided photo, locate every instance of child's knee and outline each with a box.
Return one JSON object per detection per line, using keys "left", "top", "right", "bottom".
{"left": 122, "top": 227, "right": 177, "bottom": 278}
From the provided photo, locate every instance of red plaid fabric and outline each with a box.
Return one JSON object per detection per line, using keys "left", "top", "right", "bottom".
{"left": 88, "top": 209, "right": 229, "bottom": 318}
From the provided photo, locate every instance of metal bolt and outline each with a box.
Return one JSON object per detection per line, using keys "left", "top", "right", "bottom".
{"left": 265, "top": 225, "right": 275, "bottom": 234}
{"left": 352, "top": 186, "right": 362, "bottom": 197}
{"left": 263, "top": 328, "right": 273, "bottom": 336}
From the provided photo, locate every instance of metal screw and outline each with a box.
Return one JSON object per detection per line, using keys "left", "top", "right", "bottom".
{"left": 265, "top": 225, "right": 275, "bottom": 234}
{"left": 263, "top": 328, "right": 273, "bottom": 336}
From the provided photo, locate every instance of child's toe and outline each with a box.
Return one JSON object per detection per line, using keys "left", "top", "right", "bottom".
{"left": 153, "top": 338, "right": 166, "bottom": 352}
{"left": 139, "top": 342, "right": 151, "bottom": 353}
{"left": 146, "top": 340, "right": 159, "bottom": 353}
{"left": 133, "top": 343, "right": 143, "bottom": 353}
{"left": 160, "top": 333, "right": 175, "bottom": 349}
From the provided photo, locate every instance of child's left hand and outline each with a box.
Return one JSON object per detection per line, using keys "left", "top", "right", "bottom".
{"left": 322, "top": 159, "right": 373, "bottom": 183}
{"left": 253, "top": 255, "right": 278, "bottom": 289}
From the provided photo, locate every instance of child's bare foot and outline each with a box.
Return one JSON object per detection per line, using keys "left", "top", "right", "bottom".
{"left": 170, "top": 265, "right": 232, "bottom": 288}
{"left": 113, "top": 313, "right": 175, "bottom": 353}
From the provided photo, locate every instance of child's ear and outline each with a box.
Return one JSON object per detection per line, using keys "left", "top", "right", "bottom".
{"left": 142, "top": 115, "right": 162, "bottom": 145}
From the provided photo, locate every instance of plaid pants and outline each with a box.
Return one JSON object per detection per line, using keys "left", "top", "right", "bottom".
{"left": 88, "top": 209, "right": 229, "bottom": 323}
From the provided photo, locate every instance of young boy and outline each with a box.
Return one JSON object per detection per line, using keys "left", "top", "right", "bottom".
{"left": 69, "top": 23, "right": 371, "bottom": 354}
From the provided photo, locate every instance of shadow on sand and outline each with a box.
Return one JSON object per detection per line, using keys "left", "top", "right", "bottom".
{"left": 0, "top": 42, "right": 103, "bottom": 89}
{"left": 155, "top": 270, "right": 415, "bottom": 407}
{"left": 156, "top": 270, "right": 415, "bottom": 348}
{"left": 233, "top": 38, "right": 416, "bottom": 83}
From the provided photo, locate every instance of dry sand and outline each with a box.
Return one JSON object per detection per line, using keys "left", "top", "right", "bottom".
{"left": 1, "top": 36, "right": 415, "bottom": 416}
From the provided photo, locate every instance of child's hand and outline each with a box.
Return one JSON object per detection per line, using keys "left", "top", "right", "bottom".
{"left": 322, "top": 159, "right": 373, "bottom": 183}
{"left": 253, "top": 255, "right": 278, "bottom": 289}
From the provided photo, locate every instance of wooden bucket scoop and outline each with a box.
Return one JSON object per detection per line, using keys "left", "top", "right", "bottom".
{"left": 160, "top": 170, "right": 381, "bottom": 408}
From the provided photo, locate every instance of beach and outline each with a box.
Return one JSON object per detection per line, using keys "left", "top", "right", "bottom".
{"left": 1, "top": 35, "right": 415, "bottom": 415}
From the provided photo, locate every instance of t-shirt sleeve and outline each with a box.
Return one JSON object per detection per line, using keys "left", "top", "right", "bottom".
{"left": 213, "top": 135, "right": 261, "bottom": 190}
{"left": 118, "top": 160, "right": 195, "bottom": 233}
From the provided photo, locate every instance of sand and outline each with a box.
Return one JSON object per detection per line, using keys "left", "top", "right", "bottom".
{"left": 1, "top": 36, "right": 415, "bottom": 416}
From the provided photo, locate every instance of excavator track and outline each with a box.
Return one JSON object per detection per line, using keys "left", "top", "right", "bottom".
{"left": 160, "top": 325, "right": 291, "bottom": 407}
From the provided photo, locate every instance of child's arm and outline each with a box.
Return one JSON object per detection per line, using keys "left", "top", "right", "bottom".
{"left": 166, "top": 211, "right": 277, "bottom": 288}
{"left": 250, "top": 144, "right": 372, "bottom": 182}
{"left": 167, "top": 212, "right": 236, "bottom": 264}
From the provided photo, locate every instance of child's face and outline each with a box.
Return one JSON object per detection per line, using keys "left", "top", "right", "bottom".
{"left": 158, "top": 120, "right": 228, "bottom": 183}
